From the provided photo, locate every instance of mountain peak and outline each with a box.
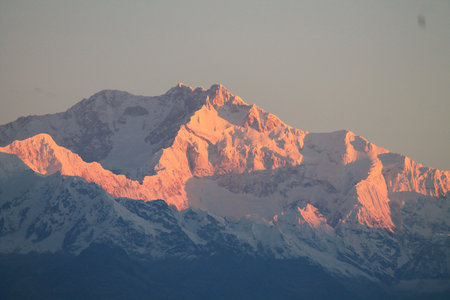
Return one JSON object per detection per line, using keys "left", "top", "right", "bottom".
{"left": 90, "top": 89, "right": 134, "bottom": 101}
{"left": 205, "top": 84, "right": 247, "bottom": 108}
{"left": 0, "top": 133, "right": 62, "bottom": 175}
{"left": 165, "top": 82, "right": 202, "bottom": 95}
{"left": 1, "top": 84, "right": 449, "bottom": 223}
{"left": 208, "top": 83, "right": 225, "bottom": 92}
{"left": 1, "top": 84, "right": 450, "bottom": 295}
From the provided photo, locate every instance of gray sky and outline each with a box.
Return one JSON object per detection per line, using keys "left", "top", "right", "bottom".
{"left": 0, "top": 0, "right": 449, "bottom": 169}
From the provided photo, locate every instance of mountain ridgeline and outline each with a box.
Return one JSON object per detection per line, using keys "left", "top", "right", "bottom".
{"left": 0, "top": 84, "right": 449, "bottom": 299}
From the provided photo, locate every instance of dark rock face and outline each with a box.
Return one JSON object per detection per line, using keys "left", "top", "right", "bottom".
{"left": 63, "top": 107, "right": 114, "bottom": 162}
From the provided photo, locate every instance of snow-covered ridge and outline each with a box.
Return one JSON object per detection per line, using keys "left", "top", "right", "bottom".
{"left": 0, "top": 150, "right": 448, "bottom": 283}
{"left": 0, "top": 84, "right": 448, "bottom": 233}
{"left": 0, "top": 84, "right": 449, "bottom": 285}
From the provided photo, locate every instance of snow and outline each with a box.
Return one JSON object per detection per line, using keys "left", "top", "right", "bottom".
{"left": 186, "top": 177, "right": 283, "bottom": 221}
{"left": 0, "top": 83, "right": 449, "bottom": 281}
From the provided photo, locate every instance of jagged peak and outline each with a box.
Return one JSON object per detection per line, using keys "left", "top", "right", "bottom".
{"left": 207, "top": 83, "right": 228, "bottom": 96}
{"left": 206, "top": 84, "right": 247, "bottom": 108}
{"left": 166, "top": 82, "right": 196, "bottom": 94}
{"left": 66, "top": 84, "right": 248, "bottom": 118}
{"left": 0, "top": 133, "right": 64, "bottom": 175}
{"left": 1, "top": 132, "right": 57, "bottom": 148}
{"left": 242, "top": 103, "right": 284, "bottom": 132}
{"left": 165, "top": 83, "right": 210, "bottom": 96}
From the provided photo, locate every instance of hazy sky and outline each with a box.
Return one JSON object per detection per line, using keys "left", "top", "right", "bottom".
{"left": 0, "top": 0, "right": 449, "bottom": 169}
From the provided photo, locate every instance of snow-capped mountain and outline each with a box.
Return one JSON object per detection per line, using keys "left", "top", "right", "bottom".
{"left": 0, "top": 84, "right": 449, "bottom": 298}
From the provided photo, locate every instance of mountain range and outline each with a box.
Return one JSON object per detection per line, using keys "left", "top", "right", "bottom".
{"left": 0, "top": 84, "right": 448, "bottom": 299}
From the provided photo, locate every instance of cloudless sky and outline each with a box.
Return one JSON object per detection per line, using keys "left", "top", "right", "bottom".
{"left": 0, "top": 0, "right": 449, "bottom": 169}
